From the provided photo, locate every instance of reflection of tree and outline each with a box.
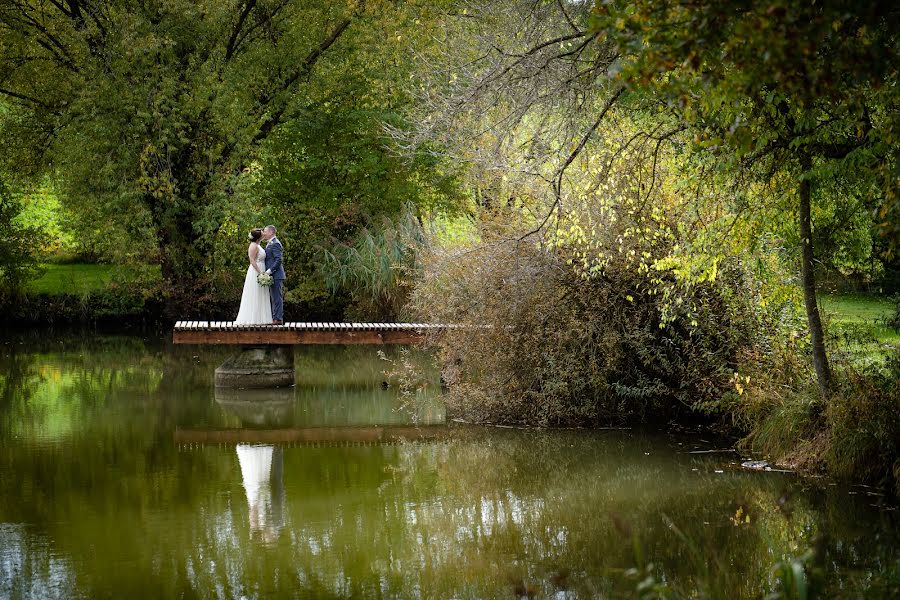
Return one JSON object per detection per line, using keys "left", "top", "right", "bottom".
{"left": 0, "top": 524, "right": 77, "bottom": 598}
{"left": 0, "top": 336, "right": 166, "bottom": 441}
{"left": 2, "top": 336, "right": 896, "bottom": 597}
{"left": 0, "top": 333, "right": 236, "bottom": 597}
{"left": 0, "top": 345, "right": 36, "bottom": 411}
{"left": 294, "top": 345, "right": 439, "bottom": 388}
{"left": 210, "top": 366, "right": 445, "bottom": 430}
{"left": 205, "top": 430, "right": 894, "bottom": 599}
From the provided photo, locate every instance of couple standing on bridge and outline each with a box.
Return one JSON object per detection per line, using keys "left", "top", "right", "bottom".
{"left": 235, "top": 225, "right": 286, "bottom": 325}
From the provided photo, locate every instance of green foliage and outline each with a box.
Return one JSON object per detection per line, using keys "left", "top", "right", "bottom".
{"left": 14, "top": 182, "right": 78, "bottom": 257}
{"left": 0, "top": 0, "right": 460, "bottom": 302}
{"left": 728, "top": 337, "right": 900, "bottom": 494}
{"left": 888, "top": 297, "right": 900, "bottom": 332}
{"left": 820, "top": 293, "right": 900, "bottom": 365}
{"left": 321, "top": 208, "right": 426, "bottom": 320}
{"left": 0, "top": 180, "right": 45, "bottom": 294}
{"left": 261, "top": 109, "right": 460, "bottom": 219}
{"left": 767, "top": 552, "right": 812, "bottom": 600}
{"left": 591, "top": 0, "right": 899, "bottom": 252}
{"left": 3, "top": 284, "right": 156, "bottom": 324}
{"left": 825, "top": 354, "right": 900, "bottom": 494}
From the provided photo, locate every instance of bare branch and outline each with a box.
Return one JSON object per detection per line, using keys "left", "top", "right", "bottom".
{"left": 556, "top": 0, "right": 582, "bottom": 33}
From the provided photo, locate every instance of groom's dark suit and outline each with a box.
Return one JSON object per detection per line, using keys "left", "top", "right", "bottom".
{"left": 265, "top": 236, "right": 286, "bottom": 322}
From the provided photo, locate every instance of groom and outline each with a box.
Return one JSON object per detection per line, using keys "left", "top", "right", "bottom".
{"left": 262, "top": 225, "right": 286, "bottom": 325}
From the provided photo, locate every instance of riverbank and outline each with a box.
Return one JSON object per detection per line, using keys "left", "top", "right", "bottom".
{"left": 7, "top": 265, "right": 899, "bottom": 497}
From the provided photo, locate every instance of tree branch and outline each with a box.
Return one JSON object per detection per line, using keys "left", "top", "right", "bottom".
{"left": 0, "top": 86, "right": 52, "bottom": 108}
{"left": 520, "top": 85, "right": 625, "bottom": 240}
{"left": 555, "top": 0, "right": 582, "bottom": 33}
{"left": 224, "top": 0, "right": 258, "bottom": 62}
{"left": 250, "top": 15, "right": 354, "bottom": 144}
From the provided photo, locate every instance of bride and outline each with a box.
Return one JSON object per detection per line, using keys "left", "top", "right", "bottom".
{"left": 235, "top": 228, "right": 273, "bottom": 324}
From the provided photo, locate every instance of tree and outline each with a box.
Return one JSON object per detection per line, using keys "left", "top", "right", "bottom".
{"left": 591, "top": 0, "right": 900, "bottom": 395}
{"left": 0, "top": 0, "right": 364, "bottom": 305}
{"left": 0, "top": 178, "right": 44, "bottom": 293}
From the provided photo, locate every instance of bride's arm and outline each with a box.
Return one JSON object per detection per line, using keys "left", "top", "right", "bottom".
{"left": 248, "top": 243, "right": 262, "bottom": 273}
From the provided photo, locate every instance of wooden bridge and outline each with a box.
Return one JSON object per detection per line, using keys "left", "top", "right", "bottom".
{"left": 173, "top": 321, "right": 445, "bottom": 345}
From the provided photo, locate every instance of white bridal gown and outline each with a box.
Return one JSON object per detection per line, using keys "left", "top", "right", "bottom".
{"left": 235, "top": 243, "right": 273, "bottom": 324}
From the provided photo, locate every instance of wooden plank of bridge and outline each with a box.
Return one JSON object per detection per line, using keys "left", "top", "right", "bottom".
{"left": 172, "top": 320, "right": 442, "bottom": 345}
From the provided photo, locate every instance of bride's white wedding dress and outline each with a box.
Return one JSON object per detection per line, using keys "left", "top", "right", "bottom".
{"left": 235, "top": 243, "right": 273, "bottom": 324}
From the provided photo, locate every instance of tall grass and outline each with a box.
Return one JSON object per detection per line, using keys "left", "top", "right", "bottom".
{"left": 320, "top": 207, "right": 426, "bottom": 320}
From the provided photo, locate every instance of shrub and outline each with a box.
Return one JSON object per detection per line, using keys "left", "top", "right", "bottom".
{"left": 734, "top": 332, "right": 900, "bottom": 493}
{"left": 0, "top": 180, "right": 45, "bottom": 295}
{"left": 887, "top": 296, "right": 900, "bottom": 332}
{"left": 412, "top": 234, "right": 763, "bottom": 426}
{"left": 321, "top": 209, "right": 425, "bottom": 320}
{"left": 825, "top": 353, "right": 900, "bottom": 494}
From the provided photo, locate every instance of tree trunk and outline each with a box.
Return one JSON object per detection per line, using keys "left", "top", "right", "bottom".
{"left": 149, "top": 191, "right": 207, "bottom": 318}
{"left": 799, "top": 158, "right": 832, "bottom": 396}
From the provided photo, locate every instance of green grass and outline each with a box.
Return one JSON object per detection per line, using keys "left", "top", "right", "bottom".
{"left": 26, "top": 263, "right": 161, "bottom": 295}
{"left": 820, "top": 292, "right": 899, "bottom": 365}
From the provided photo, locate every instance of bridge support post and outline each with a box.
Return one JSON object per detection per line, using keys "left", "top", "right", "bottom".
{"left": 215, "top": 345, "right": 295, "bottom": 388}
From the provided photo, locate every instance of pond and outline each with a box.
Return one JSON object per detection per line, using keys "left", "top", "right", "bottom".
{"left": 0, "top": 333, "right": 897, "bottom": 598}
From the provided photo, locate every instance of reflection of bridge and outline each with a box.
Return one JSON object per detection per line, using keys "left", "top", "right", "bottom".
{"left": 175, "top": 425, "right": 451, "bottom": 447}
{"left": 175, "top": 378, "right": 448, "bottom": 448}
{"left": 173, "top": 321, "right": 446, "bottom": 345}
{"left": 175, "top": 358, "right": 450, "bottom": 542}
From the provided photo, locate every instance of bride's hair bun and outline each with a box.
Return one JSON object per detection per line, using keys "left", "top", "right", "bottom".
{"left": 248, "top": 228, "right": 263, "bottom": 242}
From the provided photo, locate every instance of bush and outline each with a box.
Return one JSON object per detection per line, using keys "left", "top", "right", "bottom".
{"left": 825, "top": 353, "right": 900, "bottom": 494}
{"left": 0, "top": 180, "right": 45, "bottom": 295}
{"left": 887, "top": 296, "right": 900, "bottom": 332}
{"left": 0, "top": 284, "right": 157, "bottom": 325}
{"left": 320, "top": 209, "right": 425, "bottom": 321}
{"left": 412, "top": 234, "right": 763, "bottom": 426}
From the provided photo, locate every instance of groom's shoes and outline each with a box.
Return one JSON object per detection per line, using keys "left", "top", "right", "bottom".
{"left": 272, "top": 320, "right": 284, "bottom": 326}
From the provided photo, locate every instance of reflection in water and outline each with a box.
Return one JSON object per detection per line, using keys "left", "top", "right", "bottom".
{"left": 0, "top": 335, "right": 897, "bottom": 598}
{"left": 0, "top": 524, "right": 76, "bottom": 600}
{"left": 216, "top": 387, "right": 295, "bottom": 427}
{"left": 211, "top": 360, "right": 445, "bottom": 430}
{"left": 235, "top": 445, "right": 284, "bottom": 543}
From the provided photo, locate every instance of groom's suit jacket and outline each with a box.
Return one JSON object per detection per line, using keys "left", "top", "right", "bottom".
{"left": 265, "top": 237, "right": 286, "bottom": 280}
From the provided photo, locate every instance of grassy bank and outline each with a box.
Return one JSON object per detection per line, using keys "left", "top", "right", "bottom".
{"left": 26, "top": 263, "right": 161, "bottom": 295}
{"left": 3, "top": 262, "right": 346, "bottom": 325}
{"left": 821, "top": 293, "right": 899, "bottom": 365}
{"left": 734, "top": 293, "right": 900, "bottom": 496}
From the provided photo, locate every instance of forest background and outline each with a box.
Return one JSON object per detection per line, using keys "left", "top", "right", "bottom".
{"left": 0, "top": 0, "right": 898, "bottom": 492}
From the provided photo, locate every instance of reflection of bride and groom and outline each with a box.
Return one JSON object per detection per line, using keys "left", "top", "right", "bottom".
{"left": 213, "top": 387, "right": 292, "bottom": 542}
{"left": 236, "top": 443, "right": 285, "bottom": 543}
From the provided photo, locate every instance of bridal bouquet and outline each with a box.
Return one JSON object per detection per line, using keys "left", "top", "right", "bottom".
{"left": 257, "top": 273, "right": 274, "bottom": 287}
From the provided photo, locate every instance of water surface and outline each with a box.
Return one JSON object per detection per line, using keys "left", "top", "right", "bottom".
{"left": 0, "top": 333, "right": 896, "bottom": 598}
